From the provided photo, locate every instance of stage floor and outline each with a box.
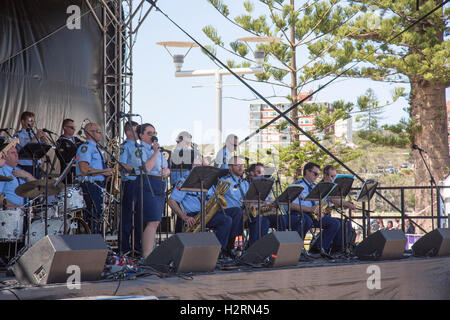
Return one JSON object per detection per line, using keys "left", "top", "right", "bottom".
{"left": 0, "top": 254, "right": 449, "bottom": 300}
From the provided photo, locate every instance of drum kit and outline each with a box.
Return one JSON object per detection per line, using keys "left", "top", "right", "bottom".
{"left": 0, "top": 173, "right": 91, "bottom": 249}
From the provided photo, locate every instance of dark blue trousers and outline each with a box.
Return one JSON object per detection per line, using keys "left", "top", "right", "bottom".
{"left": 81, "top": 182, "right": 104, "bottom": 234}
{"left": 120, "top": 180, "right": 136, "bottom": 253}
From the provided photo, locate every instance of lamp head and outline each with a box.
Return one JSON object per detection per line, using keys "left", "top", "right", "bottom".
{"left": 173, "top": 54, "right": 185, "bottom": 72}
{"left": 254, "top": 50, "right": 265, "bottom": 67}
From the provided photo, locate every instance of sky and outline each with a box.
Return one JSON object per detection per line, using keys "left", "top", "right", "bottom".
{"left": 130, "top": 0, "right": 448, "bottom": 148}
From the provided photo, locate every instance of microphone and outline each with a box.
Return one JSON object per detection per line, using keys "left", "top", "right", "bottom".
{"left": 151, "top": 136, "right": 169, "bottom": 153}
{"left": 118, "top": 111, "right": 140, "bottom": 118}
{"left": 412, "top": 144, "right": 427, "bottom": 154}
{"left": 42, "top": 128, "right": 57, "bottom": 135}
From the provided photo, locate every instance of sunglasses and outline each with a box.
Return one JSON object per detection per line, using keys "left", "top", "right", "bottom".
{"left": 146, "top": 131, "right": 157, "bottom": 136}
{"left": 65, "top": 126, "right": 75, "bottom": 130}
{"left": 309, "top": 169, "right": 319, "bottom": 177}
{"left": 88, "top": 130, "right": 102, "bottom": 134}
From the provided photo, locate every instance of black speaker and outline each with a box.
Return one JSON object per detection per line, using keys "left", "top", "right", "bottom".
{"left": 12, "top": 234, "right": 108, "bottom": 285}
{"left": 144, "top": 232, "right": 221, "bottom": 273}
{"left": 354, "top": 229, "right": 406, "bottom": 260}
{"left": 240, "top": 231, "right": 303, "bottom": 267}
{"left": 412, "top": 228, "right": 450, "bottom": 257}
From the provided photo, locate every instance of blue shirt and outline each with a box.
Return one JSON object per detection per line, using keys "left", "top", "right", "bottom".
{"left": 132, "top": 141, "right": 168, "bottom": 176}
{"left": 0, "top": 164, "right": 26, "bottom": 206}
{"left": 170, "top": 177, "right": 202, "bottom": 214}
{"left": 292, "top": 177, "right": 318, "bottom": 208}
{"left": 210, "top": 173, "right": 249, "bottom": 209}
{"left": 15, "top": 129, "right": 41, "bottom": 167}
{"left": 119, "top": 139, "right": 137, "bottom": 181}
{"left": 75, "top": 139, "right": 106, "bottom": 182}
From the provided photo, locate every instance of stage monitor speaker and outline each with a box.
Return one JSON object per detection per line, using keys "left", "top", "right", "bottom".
{"left": 240, "top": 231, "right": 303, "bottom": 267}
{"left": 12, "top": 234, "right": 108, "bottom": 285}
{"left": 412, "top": 228, "right": 450, "bottom": 257}
{"left": 354, "top": 229, "right": 406, "bottom": 260}
{"left": 144, "top": 232, "right": 221, "bottom": 273}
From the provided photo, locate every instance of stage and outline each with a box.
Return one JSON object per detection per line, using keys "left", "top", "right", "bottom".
{"left": 0, "top": 254, "right": 449, "bottom": 300}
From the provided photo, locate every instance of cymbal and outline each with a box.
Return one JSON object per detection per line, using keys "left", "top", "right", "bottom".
{"left": 0, "top": 175, "right": 13, "bottom": 182}
{"left": 15, "top": 180, "right": 64, "bottom": 198}
{"left": 77, "top": 169, "right": 111, "bottom": 177}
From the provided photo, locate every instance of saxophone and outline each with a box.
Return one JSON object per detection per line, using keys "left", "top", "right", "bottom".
{"left": 102, "top": 137, "right": 121, "bottom": 235}
{"left": 246, "top": 203, "right": 279, "bottom": 223}
{"left": 185, "top": 180, "right": 231, "bottom": 232}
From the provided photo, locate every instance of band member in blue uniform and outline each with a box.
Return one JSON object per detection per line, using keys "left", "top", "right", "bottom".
{"left": 210, "top": 156, "right": 245, "bottom": 256}
{"left": 213, "top": 134, "right": 239, "bottom": 169}
{"left": 118, "top": 120, "right": 139, "bottom": 253}
{"left": 168, "top": 156, "right": 233, "bottom": 256}
{"left": 0, "top": 148, "right": 36, "bottom": 208}
{"left": 132, "top": 123, "right": 170, "bottom": 258}
{"left": 289, "top": 162, "right": 340, "bottom": 254}
{"left": 321, "top": 165, "right": 356, "bottom": 252}
{"left": 15, "top": 111, "right": 47, "bottom": 178}
{"left": 169, "top": 131, "right": 197, "bottom": 187}
{"left": 55, "top": 119, "right": 83, "bottom": 184}
{"left": 76, "top": 123, "right": 113, "bottom": 234}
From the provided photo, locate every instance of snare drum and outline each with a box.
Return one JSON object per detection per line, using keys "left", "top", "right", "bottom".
{"left": 0, "top": 208, "right": 25, "bottom": 242}
{"left": 56, "top": 185, "right": 86, "bottom": 212}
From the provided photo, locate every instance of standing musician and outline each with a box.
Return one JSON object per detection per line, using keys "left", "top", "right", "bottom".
{"left": 75, "top": 123, "right": 113, "bottom": 234}
{"left": 289, "top": 162, "right": 340, "bottom": 254}
{"left": 0, "top": 148, "right": 36, "bottom": 208}
{"left": 15, "top": 111, "right": 47, "bottom": 178}
{"left": 131, "top": 123, "right": 170, "bottom": 259}
{"left": 321, "top": 165, "right": 356, "bottom": 252}
{"left": 55, "top": 119, "right": 83, "bottom": 184}
{"left": 168, "top": 155, "right": 233, "bottom": 258}
{"left": 213, "top": 134, "right": 239, "bottom": 169}
{"left": 118, "top": 120, "right": 139, "bottom": 254}
{"left": 169, "top": 131, "right": 197, "bottom": 187}
{"left": 209, "top": 156, "right": 245, "bottom": 257}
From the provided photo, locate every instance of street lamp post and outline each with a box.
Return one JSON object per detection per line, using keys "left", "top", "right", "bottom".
{"left": 156, "top": 40, "right": 270, "bottom": 155}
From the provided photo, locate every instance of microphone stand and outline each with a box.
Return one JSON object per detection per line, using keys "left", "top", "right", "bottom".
{"left": 26, "top": 126, "right": 51, "bottom": 237}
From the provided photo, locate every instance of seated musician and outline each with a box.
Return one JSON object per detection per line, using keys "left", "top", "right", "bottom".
{"left": 15, "top": 111, "right": 48, "bottom": 178}
{"left": 169, "top": 131, "right": 199, "bottom": 187}
{"left": 55, "top": 119, "right": 84, "bottom": 184}
{"left": 0, "top": 148, "right": 36, "bottom": 208}
{"left": 289, "top": 162, "right": 340, "bottom": 254}
{"left": 321, "top": 165, "right": 356, "bottom": 252}
{"left": 248, "top": 164, "right": 309, "bottom": 243}
{"left": 246, "top": 163, "right": 283, "bottom": 246}
{"left": 168, "top": 155, "right": 233, "bottom": 258}
{"left": 209, "top": 156, "right": 245, "bottom": 257}
{"left": 75, "top": 123, "right": 113, "bottom": 234}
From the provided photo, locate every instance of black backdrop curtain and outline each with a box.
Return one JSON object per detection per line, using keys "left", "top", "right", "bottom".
{"left": 0, "top": 0, "right": 104, "bottom": 140}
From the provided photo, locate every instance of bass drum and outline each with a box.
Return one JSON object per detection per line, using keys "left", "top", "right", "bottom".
{"left": 26, "top": 216, "right": 91, "bottom": 247}
{"left": 0, "top": 208, "right": 25, "bottom": 242}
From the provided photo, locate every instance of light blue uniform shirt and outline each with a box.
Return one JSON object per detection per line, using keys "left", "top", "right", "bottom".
{"left": 0, "top": 164, "right": 26, "bottom": 206}
{"left": 15, "top": 129, "right": 41, "bottom": 167}
{"left": 75, "top": 139, "right": 106, "bottom": 182}
{"left": 170, "top": 177, "right": 202, "bottom": 214}
{"left": 134, "top": 141, "right": 168, "bottom": 176}
{"left": 292, "top": 177, "right": 318, "bottom": 208}
{"left": 210, "top": 173, "right": 249, "bottom": 209}
{"left": 119, "top": 139, "right": 137, "bottom": 182}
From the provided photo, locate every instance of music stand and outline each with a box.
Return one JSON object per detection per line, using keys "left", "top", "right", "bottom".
{"left": 180, "top": 166, "right": 229, "bottom": 232}
{"left": 275, "top": 184, "right": 304, "bottom": 233}
{"left": 244, "top": 178, "right": 274, "bottom": 242}
{"left": 328, "top": 175, "right": 355, "bottom": 253}
{"left": 305, "top": 182, "right": 336, "bottom": 257}
{"left": 356, "top": 179, "right": 378, "bottom": 237}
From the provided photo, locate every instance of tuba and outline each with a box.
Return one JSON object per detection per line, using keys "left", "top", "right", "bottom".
{"left": 185, "top": 180, "right": 231, "bottom": 232}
